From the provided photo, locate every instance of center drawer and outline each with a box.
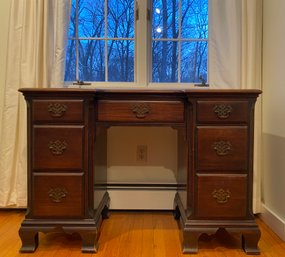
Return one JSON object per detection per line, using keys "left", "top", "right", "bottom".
{"left": 97, "top": 100, "right": 184, "bottom": 122}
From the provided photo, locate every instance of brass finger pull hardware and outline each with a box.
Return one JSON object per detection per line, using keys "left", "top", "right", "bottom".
{"left": 47, "top": 103, "right": 68, "bottom": 117}
{"left": 48, "top": 187, "right": 68, "bottom": 203}
{"left": 48, "top": 140, "right": 68, "bottom": 155}
{"left": 212, "top": 140, "right": 233, "bottom": 156}
{"left": 132, "top": 103, "right": 151, "bottom": 118}
{"left": 212, "top": 188, "right": 231, "bottom": 204}
{"left": 213, "top": 104, "right": 232, "bottom": 119}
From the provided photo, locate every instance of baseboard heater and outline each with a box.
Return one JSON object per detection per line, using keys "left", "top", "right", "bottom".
{"left": 95, "top": 183, "right": 178, "bottom": 210}
{"left": 106, "top": 183, "right": 178, "bottom": 191}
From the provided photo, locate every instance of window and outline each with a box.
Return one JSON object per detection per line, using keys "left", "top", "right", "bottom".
{"left": 152, "top": 0, "right": 208, "bottom": 83}
{"left": 65, "top": 0, "right": 208, "bottom": 85}
{"left": 65, "top": 0, "right": 135, "bottom": 82}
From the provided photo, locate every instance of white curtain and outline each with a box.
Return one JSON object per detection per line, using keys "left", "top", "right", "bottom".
{"left": 209, "top": 0, "right": 263, "bottom": 213}
{"left": 209, "top": 0, "right": 242, "bottom": 88}
{"left": 240, "top": 0, "right": 263, "bottom": 214}
{"left": 0, "top": 0, "right": 71, "bottom": 207}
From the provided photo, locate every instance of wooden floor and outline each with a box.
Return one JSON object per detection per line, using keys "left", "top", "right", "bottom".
{"left": 1, "top": 210, "right": 285, "bottom": 257}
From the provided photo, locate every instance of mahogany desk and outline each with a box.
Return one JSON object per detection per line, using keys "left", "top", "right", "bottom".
{"left": 18, "top": 88, "right": 261, "bottom": 254}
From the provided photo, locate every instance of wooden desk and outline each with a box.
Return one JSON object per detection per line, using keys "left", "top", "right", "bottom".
{"left": 18, "top": 88, "right": 261, "bottom": 254}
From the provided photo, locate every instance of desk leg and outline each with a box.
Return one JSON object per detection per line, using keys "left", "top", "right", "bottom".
{"left": 19, "top": 228, "right": 39, "bottom": 253}
{"left": 242, "top": 229, "right": 261, "bottom": 254}
{"left": 78, "top": 192, "right": 110, "bottom": 253}
{"left": 79, "top": 230, "right": 99, "bottom": 253}
{"left": 181, "top": 231, "right": 200, "bottom": 254}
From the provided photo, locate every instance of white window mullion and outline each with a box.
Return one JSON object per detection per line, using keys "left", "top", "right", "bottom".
{"left": 135, "top": 0, "right": 149, "bottom": 86}
{"left": 75, "top": 0, "right": 79, "bottom": 81}
{"left": 147, "top": 0, "right": 152, "bottom": 85}
{"left": 178, "top": 0, "right": 182, "bottom": 83}
{"left": 104, "top": 0, "right": 108, "bottom": 82}
{"left": 134, "top": 0, "right": 138, "bottom": 83}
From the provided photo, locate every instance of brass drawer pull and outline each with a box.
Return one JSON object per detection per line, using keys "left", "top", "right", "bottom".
{"left": 213, "top": 104, "right": 232, "bottom": 119}
{"left": 48, "top": 187, "right": 68, "bottom": 203}
{"left": 48, "top": 140, "right": 68, "bottom": 155}
{"left": 212, "top": 140, "right": 233, "bottom": 156}
{"left": 212, "top": 188, "right": 231, "bottom": 204}
{"left": 132, "top": 103, "right": 151, "bottom": 118}
{"left": 47, "top": 103, "right": 68, "bottom": 118}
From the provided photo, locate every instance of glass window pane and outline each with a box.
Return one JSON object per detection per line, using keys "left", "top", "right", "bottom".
{"left": 108, "top": 0, "right": 135, "bottom": 38}
{"left": 108, "top": 40, "right": 134, "bottom": 82}
{"left": 152, "top": 41, "right": 178, "bottom": 82}
{"left": 181, "top": 41, "right": 208, "bottom": 83}
{"left": 78, "top": 0, "right": 105, "bottom": 38}
{"left": 65, "top": 40, "right": 76, "bottom": 81}
{"left": 152, "top": 0, "right": 178, "bottom": 39}
{"left": 78, "top": 40, "right": 105, "bottom": 81}
{"left": 181, "top": 0, "right": 208, "bottom": 39}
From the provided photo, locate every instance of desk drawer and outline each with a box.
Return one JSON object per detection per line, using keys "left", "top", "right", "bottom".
{"left": 197, "top": 174, "right": 247, "bottom": 218}
{"left": 97, "top": 100, "right": 184, "bottom": 122}
{"left": 32, "top": 173, "right": 84, "bottom": 218}
{"left": 32, "top": 125, "right": 84, "bottom": 170}
{"left": 196, "top": 100, "right": 248, "bottom": 123}
{"left": 32, "top": 100, "right": 84, "bottom": 123}
{"left": 196, "top": 126, "right": 248, "bottom": 171}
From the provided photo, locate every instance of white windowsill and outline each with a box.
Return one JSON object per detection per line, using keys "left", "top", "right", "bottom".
{"left": 66, "top": 82, "right": 208, "bottom": 91}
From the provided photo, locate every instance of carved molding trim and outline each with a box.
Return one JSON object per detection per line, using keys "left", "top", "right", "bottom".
{"left": 48, "top": 103, "right": 68, "bottom": 118}
{"left": 212, "top": 140, "right": 233, "bottom": 156}
{"left": 48, "top": 187, "right": 68, "bottom": 203}
{"left": 213, "top": 104, "right": 232, "bottom": 119}
{"left": 48, "top": 140, "right": 68, "bottom": 155}
{"left": 132, "top": 103, "right": 151, "bottom": 118}
{"left": 212, "top": 188, "right": 231, "bottom": 204}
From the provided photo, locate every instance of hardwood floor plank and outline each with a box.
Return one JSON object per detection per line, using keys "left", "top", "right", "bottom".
{"left": 1, "top": 210, "right": 285, "bottom": 257}
{"left": 130, "top": 213, "right": 143, "bottom": 255}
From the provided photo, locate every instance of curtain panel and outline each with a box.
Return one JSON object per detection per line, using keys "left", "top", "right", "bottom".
{"left": 0, "top": 0, "right": 71, "bottom": 207}
{"left": 240, "top": 0, "right": 263, "bottom": 214}
{"left": 209, "top": 0, "right": 263, "bottom": 213}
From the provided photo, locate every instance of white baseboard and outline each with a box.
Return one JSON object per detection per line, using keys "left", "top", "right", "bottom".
{"left": 259, "top": 203, "right": 285, "bottom": 241}
{"left": 108, "top": 189, "right": 176, "bottom": 210}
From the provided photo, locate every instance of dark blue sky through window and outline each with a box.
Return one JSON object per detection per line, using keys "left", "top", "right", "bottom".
{"left": 152, "top": 0, "right": 208, "bottom": 83}
{"left": 65, "top": 0, "right": 135, "bottom": 82}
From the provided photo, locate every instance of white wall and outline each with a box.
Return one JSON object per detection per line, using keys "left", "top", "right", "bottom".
{"left": 108, "top": 127, "right": 177, "bottom": 184}
{"left": 0, "top": 0, "right": 11, "bottom": 137}
{"left": 107, "top": 126, "right": 178, "bottom": 209}
{"left": 261, "top": 0, "right": 285, "bottom": 240}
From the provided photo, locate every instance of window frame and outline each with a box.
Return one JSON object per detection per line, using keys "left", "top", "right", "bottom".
{"left": 65, "top": 0, "right": 209, "bottom": 88}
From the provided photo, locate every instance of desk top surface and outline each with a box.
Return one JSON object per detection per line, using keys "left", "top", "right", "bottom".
{"left": 19, "top": 87, "right": 262, "bottom": 97}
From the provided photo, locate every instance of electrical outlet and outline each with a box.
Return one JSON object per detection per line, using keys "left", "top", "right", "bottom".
{"left": 137, "top": 145, "right": 147, "bottom": 163}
